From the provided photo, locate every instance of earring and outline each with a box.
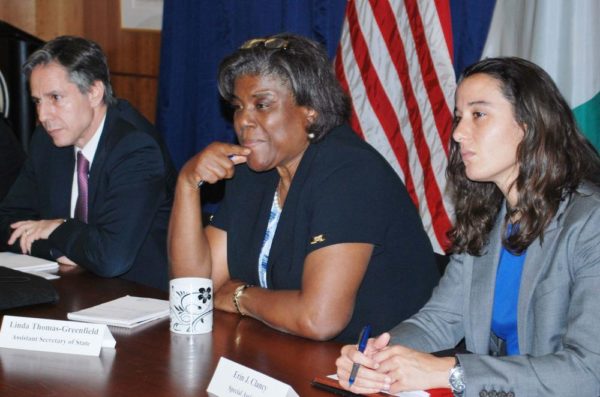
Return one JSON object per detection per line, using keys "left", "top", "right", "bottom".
{"left": 307, "top": 132, "right": 315, "bottom": 140}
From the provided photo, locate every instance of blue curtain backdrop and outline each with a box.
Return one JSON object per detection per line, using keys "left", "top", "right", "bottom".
{"left": 156, "top": 0, "right": 347, "bottom": 171}
{"left": 156, "top": 0, "right": 496, "bottom": 170}
{"left": 450, "top": 0, "right": 496, "bottom": 78}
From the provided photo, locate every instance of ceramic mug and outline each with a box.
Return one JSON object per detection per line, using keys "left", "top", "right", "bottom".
{"left": 169, "top": 277, "right": 213, "bottom": 334}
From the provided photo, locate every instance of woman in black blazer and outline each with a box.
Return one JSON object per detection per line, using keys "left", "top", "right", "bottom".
{"left": 168, "top": 33, "right": 439, "bottom": 342}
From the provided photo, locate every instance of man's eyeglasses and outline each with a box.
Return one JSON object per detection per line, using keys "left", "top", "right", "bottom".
{"left": 240, "top": 37, "right": 289, "bottom": 50}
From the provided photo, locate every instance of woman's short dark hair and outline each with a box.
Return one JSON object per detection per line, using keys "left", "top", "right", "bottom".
{"left": 217, "top": 33, "right": 350, "bottom": 142}
{"left": 447, "top": 56, "right": 600, "bottom": 255}
{"left": 22, "top": 35, "right": 116, "bottom": 106}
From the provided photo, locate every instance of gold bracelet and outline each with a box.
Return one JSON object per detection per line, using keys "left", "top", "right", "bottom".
{"left": 232, "top": 284, "right": 253, "bottom": 316}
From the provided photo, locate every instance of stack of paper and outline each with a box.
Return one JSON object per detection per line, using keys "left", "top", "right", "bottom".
{"left": 67, "top": 295, "right": 169, "bottom": 328}
{"left": 0, "top": 252, "right": 59, "bottom": 275}
{"left": 316, "top": 375, "right": 439, "bottom": 396}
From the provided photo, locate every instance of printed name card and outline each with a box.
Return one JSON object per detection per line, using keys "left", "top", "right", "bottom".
{"left": 207, "top": 357, "right": 298, "bottom": 397}
{"left": 0, "top": 315, "right": 116, "bottom": 356}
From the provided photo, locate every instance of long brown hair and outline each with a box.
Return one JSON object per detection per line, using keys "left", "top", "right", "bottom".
{"left": 447, "top": 57, "right": 600, "bottom": 255}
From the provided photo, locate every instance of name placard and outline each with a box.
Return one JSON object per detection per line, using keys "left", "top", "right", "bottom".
{"left": 0, "top": 315, "right": 116, "bottom": 356}
{"left": 207, "top": 357, "right": 298, "bottom": 397}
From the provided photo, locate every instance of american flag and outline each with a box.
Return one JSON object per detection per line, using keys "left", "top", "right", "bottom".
{"left": 335, "top": 0, "right": 456, "bottom": 253}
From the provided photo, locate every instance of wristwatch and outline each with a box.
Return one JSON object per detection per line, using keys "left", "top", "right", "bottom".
{"left": 449, "top": 358, "right": 466, "bottom": 397}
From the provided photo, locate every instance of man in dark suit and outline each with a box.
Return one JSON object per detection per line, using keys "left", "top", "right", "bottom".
{"left": 0, "top": 36, "right": 176, "bottom": 290}
{"left": 0, "top": 117, "right": 26, "bottom": 201}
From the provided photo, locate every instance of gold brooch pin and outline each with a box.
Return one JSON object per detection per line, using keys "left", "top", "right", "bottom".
{"left": 310, "top": 234, "right": 325, "bottom": 244}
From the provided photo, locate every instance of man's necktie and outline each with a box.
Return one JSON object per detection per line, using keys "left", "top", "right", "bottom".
{"left": 75, "top": 151, "right": 89, "bottom": 223}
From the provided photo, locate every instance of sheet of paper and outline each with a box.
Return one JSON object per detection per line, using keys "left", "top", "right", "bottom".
{"left": 0, "top": 252, "right": 58, "bottom": 272}
{"left": 327, "top": 374, "right": 429, "bottom": 396}
{"left": 67, "top": 295, "right": 169, "bottom": 328}
{"left": 25, "top": 270, "right": 60, "bottom": 280}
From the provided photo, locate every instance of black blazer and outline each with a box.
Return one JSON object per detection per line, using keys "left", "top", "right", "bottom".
{"left": 0, "top": 100, "right": 176, "bottom": 290}
{"left": 212, "top": 125, "right": 439, "bottom": 342}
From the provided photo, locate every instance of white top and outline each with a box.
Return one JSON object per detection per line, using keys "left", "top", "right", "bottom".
{"left": 257, "top": 189, "right": 282, "bottom": 288}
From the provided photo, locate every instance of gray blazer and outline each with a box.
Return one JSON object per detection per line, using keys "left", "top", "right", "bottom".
{"left": 389, "top": 183, "right": 600, "bottom": 397}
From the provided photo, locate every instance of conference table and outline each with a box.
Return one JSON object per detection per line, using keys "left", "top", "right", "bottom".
{"left": 0, "top": 266, "right": 345, "bottom": 397}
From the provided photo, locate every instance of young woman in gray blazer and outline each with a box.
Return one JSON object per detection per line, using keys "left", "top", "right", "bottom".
{"left": 335, "top": 57, "right": 600, "bottom": 397}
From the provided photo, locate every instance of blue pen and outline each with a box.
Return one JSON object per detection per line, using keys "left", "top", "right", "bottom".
{"left": 348, "top": 324, "right": 371, "bottom": 387}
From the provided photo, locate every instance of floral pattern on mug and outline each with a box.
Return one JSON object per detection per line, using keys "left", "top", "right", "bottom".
{"left": 170, "top": 285, "right": 213, "bottom": 333}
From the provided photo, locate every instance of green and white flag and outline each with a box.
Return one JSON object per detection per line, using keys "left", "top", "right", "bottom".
{"left": 482, "top": 0, "right": 600, "bottom": 151}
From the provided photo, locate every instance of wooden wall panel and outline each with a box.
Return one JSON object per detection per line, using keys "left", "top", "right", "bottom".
{"left": 83, "top": 0, "right": 160, "bottom": 121}
{"left": 0, "top": 0, "right": 37, "bottom": 34}
{"left": 111, "top": 74, "right": 158, "bottom": 123}
{"left": 0, "top": 0, "right": 84, "bottom": 39}
{"left": 82, "top": 0, "right": 161, "bottom": 76}
{"left": 35, "top": 0, "right": 85, "bottom": 39}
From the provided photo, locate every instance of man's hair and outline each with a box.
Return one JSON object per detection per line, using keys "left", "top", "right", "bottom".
{"left": 447, "top": 57, "right": 600, "bottom": 255}
{"left": 217, "top": 33, "right": 350, "bottom": 142}
{"left": 23, "top": 35, "right": 116, "bottom": 105}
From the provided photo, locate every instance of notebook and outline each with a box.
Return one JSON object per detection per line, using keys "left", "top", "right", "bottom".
{"left": 67, "top": 295, "right": 169, "bottom": 328}
{"left": 0, "top": 252, "right": 59, "bottom": 273}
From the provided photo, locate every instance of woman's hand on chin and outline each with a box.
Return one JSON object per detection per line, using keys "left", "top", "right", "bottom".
{"left": 179, "top": 142, "right": 250, "bottom": 189}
